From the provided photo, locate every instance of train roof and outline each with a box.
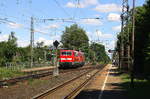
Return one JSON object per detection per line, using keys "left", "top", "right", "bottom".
{"left": 60, "top": 49, "right": 84, "bottom": 53}
{"left": 60, "top": 49, "right": 75, "bottom": 52}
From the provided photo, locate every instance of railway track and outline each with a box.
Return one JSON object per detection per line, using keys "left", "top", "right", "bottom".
{"left": 0, "top": 70, "right": 53, "bottom": 87}
{"left": 0, "top": 65, "right": 96, "bottom": 87}
{"left": 32, "top": 64, "right": 105, "bottom": 99}
{"left": 64, "top": 70, "right": 100, "bottom": 99}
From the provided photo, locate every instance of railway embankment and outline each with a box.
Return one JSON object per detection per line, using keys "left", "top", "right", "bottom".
{"left": 0, "top": 65, "right": 95, "bottom": 99}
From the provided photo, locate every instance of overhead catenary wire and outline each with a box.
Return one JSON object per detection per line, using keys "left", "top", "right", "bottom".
{"left": 72, "top": 0, "right": 80, "bottom": 19}
{"left": 0, "top": 0, "right": 101, "bottom": 43}
{"left": 53, "top": 0, "right": 72, "bottom": 18}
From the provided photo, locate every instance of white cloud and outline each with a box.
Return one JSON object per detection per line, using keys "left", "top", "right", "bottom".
{"left": 96, "top": 30, "right": 113, "bottom": 39}
{"left": 17, "top": 40, "right": 29, "bottom": 47}
{"left": 35, "top": 37, "right": 53, "bottom": 46}
{"left": 87, "top": 30, "right": 113, "bottom": 41}
{"left": 34, "top": 23, "right": 60, "bottom": 35}
{"left": 66, "top": 0, "right": 98, "bottom": 8}
{"left": 17, "top": 35, "right": 61, "bottom": 47}
{"left": 34, "top": 29, "right": 49, "bottom": 34}
{"left": 112, "top": 25, "right": 121, "bottom": 31}
{"left": 107, "top": 13, "right": 120, "bottom": 21}
{"left": 107, "top": 40, "right": 115, "bottom": 50}
{"left": 0, "top": 34, "right": 30, "bottom": 47}
{"left": 103, "top": 40, "right": 115, "bottom": 56}
{"left": 7, "top": 22, "right": 23, "bottom": 29}
{"left": 44, "top": 24, "right": 60, "bottom": 29}
{"left": 94, "top": 3, "right": 121, "bottom": 13}
{"left": 35, "top": 37, "right": 61, "bottom": 46}
{"left": 86, "top": 31, "right": 93, "bottom": 41}
{"left": 83, "top": 0, "right": 98, "bottom": 6}
{"left": 0, "top": 34, "right": 9, "bottom": 41}
{"left": 66, "top": 2, "right": 76, "bottom": 8}
{"left": 80, "top": 19, "right": 102, "bottom": 25}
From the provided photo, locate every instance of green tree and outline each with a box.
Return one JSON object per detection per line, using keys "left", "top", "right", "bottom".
{"left": 61, "top": 24, "right": 89, "bottom": 50}
{"left": 115, "top": 0, "right": 150, "bottom": 77}
{"left": 129, "top": 3, "right": 150, "bottom": 76}
{"left": 34, "top": 42, "right": 50, "bottom": 63}
{"left": 17, "top": 46, "right": 30, "bottom": 62}
{"left": 34, "top": 41, "right": 45, "bottom": 63}
{"left": 0, "top": 41, "right": 8, "bottom": 66}
{"left": 0, "top": 32, "right": 18, "bottom": 66}
{"left": 90, "top": 42, "right": 110, "bottom": 63}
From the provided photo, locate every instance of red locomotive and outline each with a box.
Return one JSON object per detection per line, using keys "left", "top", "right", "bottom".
{"left": 59, "top": 50, "right": 85, "bottom": 68}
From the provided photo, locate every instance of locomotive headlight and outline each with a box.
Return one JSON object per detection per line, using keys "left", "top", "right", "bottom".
{"left": 66, "top": 58, "right": 72, "bottom": 60}
{"left": 60, "top": 58, "right": 72, "bottom": 60}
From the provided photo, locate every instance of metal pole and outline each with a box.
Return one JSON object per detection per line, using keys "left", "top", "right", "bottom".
{"left": 30, "top": 17, "right": 34, "bottom": 68}
{"left": 120, "top": 13, "right": 124, "bottom": 70}
{"left": 44, "top": 50, "right": 47, "bottom": 62}
{"left": 53, "top": 47, "right": 59, "bottom": 76}
{"left": 120, "top": 0, "right": 125, "bottom": 70}
{"left": 120, "top": 0, "right": 129, "bottom": 71}
{"left": 126, "top": 0, "right": 130, "bottom": 71}
{"left": 131, "top": 0, "right": 135, "bottom": 88}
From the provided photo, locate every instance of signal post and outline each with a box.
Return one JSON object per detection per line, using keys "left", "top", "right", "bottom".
{"left": 53, "top": 40, "right": 60, "bottom": 76}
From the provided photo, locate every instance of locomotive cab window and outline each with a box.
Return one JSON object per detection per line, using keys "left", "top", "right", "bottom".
{"left": 61, "top": 52, "right": 72, "bottom": 56}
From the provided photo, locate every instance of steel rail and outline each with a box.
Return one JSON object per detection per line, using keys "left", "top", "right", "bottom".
{"left": 32, "top": 69, "right": 94, "bottom": 99}
{"left": 0, "top": 66, "right": 95, "bottom": 87}
{"left": 64, "top": 69, "right": 100, "bottom": 99}
{"left": 32, "top": 64, "right": 106, "bottom": 99}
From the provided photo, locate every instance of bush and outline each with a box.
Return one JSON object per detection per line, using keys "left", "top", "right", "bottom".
{"left": 0, "top": 68, "right": 24, "bottom": 80}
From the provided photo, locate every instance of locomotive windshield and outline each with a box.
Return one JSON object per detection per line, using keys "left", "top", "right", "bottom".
{"left": 61, "top": 51, "right": 72, "bottom": 56}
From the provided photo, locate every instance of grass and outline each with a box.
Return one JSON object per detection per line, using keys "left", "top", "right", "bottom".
{"left": 121, "top": 74, "right": 150, "bottom": 99}
{"left": 27, "top": 78, "right": 48, "bottom": 86}
{"left": 0, "top": 67, "right": 24, "bottom": 80}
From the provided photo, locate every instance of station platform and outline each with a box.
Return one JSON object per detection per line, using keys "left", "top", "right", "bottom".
{"left": 21, "top": 66, "right": 55, "bottom": 72}
{"left": 75, "top": 64, "right": 128, "bottom": 99}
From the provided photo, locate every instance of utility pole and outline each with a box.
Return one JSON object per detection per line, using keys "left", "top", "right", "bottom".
{"left": 120, "top": 0, "right": 129, "bottom": 70}
{"left": 30, "top": 17, "right": 34, "bottom": 68}
{"left": 126, "top": 2, "right": 130, "bottom": 71}
{"left": 131, "top": 0, "right": 135, "bottom": 88}
{"left": 44, "top": 50, "right": 47, "bottom": 62}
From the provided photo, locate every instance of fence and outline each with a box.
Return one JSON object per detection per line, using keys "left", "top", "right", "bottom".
{"left": 4, "top": 61, "right": 53, "bottom": 71}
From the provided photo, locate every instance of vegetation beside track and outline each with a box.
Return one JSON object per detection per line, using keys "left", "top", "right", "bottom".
{"left": 121, "top": 74, "right": 150, "bottom": 99}
{"left": 0, "top": 67, "right": 24, "bottom": 80}
{"left": 114, "top": 0, "right": 150, "bottom": 78}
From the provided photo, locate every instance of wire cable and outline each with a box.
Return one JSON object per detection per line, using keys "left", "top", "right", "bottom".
{"left": 53, "top": 0, "right": 71, "bottom": 17}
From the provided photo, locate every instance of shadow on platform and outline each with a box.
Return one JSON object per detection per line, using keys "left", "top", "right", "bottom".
{"left": 74, "top": 80, "right": 128, "bottom": 99}
{"left": 74, "top": 88, "right": 127, "bottom": 99}
{"left": 108, "top": 68, "right": 122, "bottom": 76}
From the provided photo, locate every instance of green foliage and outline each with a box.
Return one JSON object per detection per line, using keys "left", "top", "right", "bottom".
{"left": 121, "top": 74, "right": 150, "bottom": 99}
{"left": 0, "top": 67, "right": 24, "bottom": 80}
{"left": 0, "top": 32, "right": 51, "bottom": 67}
{"left": 89, "top": 42, "right": 110, "bottom": 63}
{"left": 133, "top": 1, "right": 150, "bottom": 76}
{"left": 0, "top": 32, "right": 18, "bottom": 66}
{"left": 61, "top": 24, "right": 110, "bottom": 64}
{"left": 115, "top": 0, "right": 150, "bottom": 77}
{"left": 17, "top": 46, "right": 30, "bottom": 62}
{"left": 34, "top": 41, "right": 45, "bottom": 63}
{"left": 61, "top": 24, "right": 89, "bottom": 50}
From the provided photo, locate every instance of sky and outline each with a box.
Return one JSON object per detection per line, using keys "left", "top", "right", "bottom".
{"left": 0, "top": 0, "right": 146, "bottom": 53}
